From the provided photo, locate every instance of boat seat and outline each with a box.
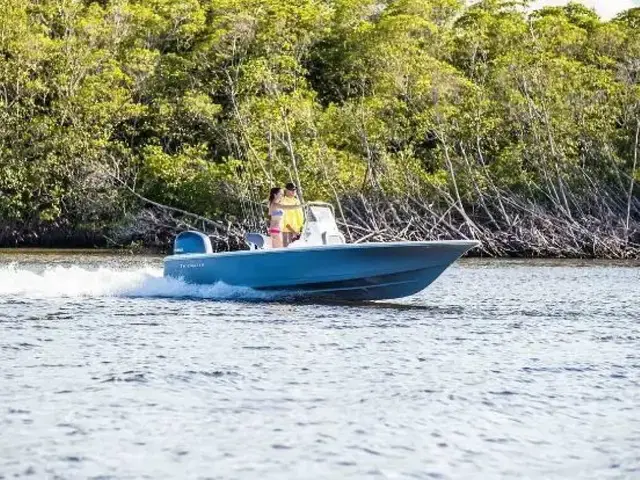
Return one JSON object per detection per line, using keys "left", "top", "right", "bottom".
{"left": 245, "top": 233, "right": 271, "bottom": 250}
{"left": 321, "top": 231, "right": 346, "bottom": 245}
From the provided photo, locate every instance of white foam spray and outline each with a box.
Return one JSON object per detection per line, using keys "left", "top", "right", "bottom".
{"left": 0, "top": 264, "right": 274, "bottom": 300}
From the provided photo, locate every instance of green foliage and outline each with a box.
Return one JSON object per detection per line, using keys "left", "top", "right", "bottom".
{"left": 0, "top": 0, "right": 638, "bottom": 245}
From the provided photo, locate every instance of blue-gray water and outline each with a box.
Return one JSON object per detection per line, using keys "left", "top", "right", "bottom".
{"left": 1, "top": 253, "right": 639, "bottom": 479}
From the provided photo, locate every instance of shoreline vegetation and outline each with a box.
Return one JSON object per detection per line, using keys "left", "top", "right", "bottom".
{"left": 1, "top": 0, "right": 639, "bottom": 258}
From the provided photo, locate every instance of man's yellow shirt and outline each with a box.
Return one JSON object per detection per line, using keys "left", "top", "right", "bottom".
{"left": 280, "top": 196, "right": 304, "bottom": 234}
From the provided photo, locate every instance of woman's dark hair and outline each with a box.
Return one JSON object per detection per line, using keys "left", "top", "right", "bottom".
{"left": 268, "top": 187, "right": 282, "bottom": 204}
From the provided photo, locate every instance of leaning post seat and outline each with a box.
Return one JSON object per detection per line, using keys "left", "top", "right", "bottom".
{"left": 173, "top": 231, "right": 213, "bottom": 254}
{"left": 245, "top": 233, "right": 271, "bottom": 250}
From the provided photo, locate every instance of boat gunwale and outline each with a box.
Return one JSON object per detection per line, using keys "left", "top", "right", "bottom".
{"left": 163, "top": 240, "right": 480, "bottom": 263}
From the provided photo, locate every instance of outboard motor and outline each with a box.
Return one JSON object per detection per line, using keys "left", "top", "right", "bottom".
{"left": 173, "top": 231, "right": 213, "bottom": 255}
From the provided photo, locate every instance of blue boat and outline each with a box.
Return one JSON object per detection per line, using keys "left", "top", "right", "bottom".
{"left": 163, "top": 203, "right": 479, "bottom": 301}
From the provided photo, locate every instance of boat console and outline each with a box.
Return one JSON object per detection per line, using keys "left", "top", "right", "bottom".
{"left": 245, "top": 202, "right": 345, "bottom": 250}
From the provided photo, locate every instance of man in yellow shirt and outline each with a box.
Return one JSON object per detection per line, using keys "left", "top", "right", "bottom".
{"left": 281, "top": 182, "right": 304, "bottom": 247}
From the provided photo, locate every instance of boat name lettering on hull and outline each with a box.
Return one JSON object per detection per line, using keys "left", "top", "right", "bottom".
{"left": 179, "top": 263, "right": 205, "bottom": 269}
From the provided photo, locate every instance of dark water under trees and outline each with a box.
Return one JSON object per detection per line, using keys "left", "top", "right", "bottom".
{"left": 0, "top": 253, "right": 639, "bottom": 479}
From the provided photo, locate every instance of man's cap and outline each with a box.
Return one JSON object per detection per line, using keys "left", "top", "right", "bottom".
{"left": 285, "top": 182, "right": 296, "bottom": 191}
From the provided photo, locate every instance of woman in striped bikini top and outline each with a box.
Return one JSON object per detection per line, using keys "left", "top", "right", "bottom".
{"left": 268, "top": 187, "right": 305, "bottom": 249}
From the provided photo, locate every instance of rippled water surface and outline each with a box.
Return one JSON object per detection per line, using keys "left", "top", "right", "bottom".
{"left": 1, "top": 252, "right": 639, "bottom": 479}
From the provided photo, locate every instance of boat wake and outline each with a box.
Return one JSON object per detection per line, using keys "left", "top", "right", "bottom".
{"left": 0, "top": 265, "right": 274, "bottom": 301}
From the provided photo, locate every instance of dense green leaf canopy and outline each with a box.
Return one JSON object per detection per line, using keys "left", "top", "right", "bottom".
{"left": 0, "top": 0, "right": 638, "bottom": 255}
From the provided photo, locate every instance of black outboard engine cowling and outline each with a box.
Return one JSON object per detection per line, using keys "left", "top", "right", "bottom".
{"left": 173, "top": 231, "right": 213, "bottom": 255}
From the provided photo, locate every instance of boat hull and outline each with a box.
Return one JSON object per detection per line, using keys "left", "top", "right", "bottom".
{"left": 163, "top": 241, "right": 478, "bottom": 301}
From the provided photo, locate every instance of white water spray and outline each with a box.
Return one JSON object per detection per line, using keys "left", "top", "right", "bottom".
{"left": 0, "top": 265, "right": 272, "bottom": 300}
